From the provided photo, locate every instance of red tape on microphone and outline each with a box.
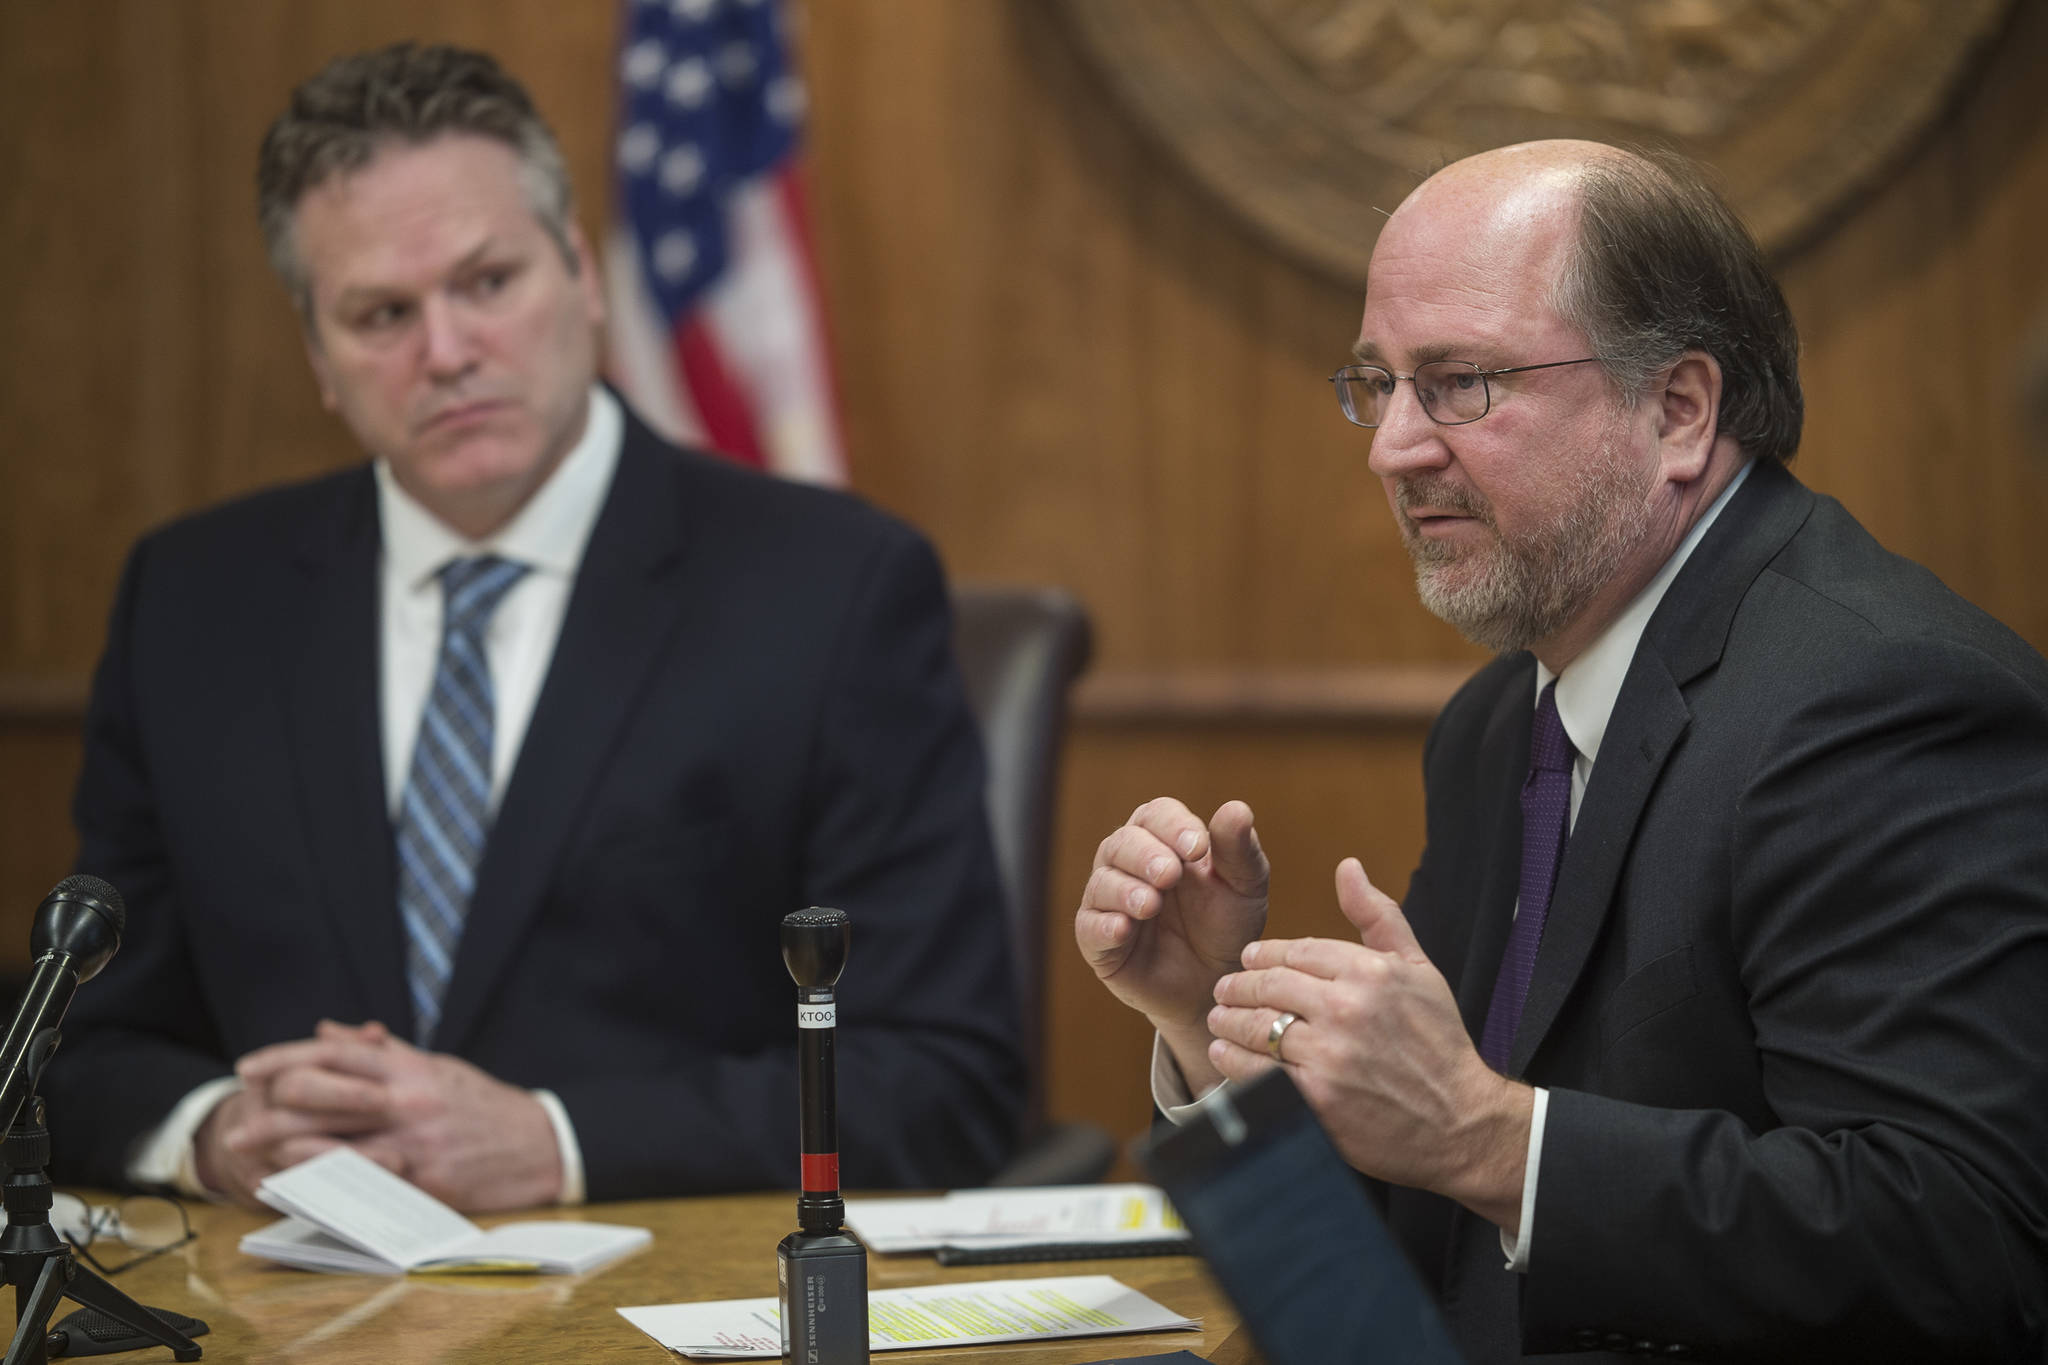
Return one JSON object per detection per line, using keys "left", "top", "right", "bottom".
{"left": 801, "top": 1151, "right": 839, "bottom": 1192}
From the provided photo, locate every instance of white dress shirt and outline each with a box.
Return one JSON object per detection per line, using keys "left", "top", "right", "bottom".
{"left": 127, "top": 387, "right": 623, "bottom": 1205}
{"left": 1152, "top": 460, "right": 1754, "bottom": 1273}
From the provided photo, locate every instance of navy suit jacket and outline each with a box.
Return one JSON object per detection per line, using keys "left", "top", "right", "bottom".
{"left": 48, "top": 409, "right": 1025, "bottom": 1199}
{"left": 1390, "top": 461, "right": 2048, "bottom": 1362}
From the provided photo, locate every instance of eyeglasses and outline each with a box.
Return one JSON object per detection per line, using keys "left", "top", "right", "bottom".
{"left": 49, "top": 1193, "right": 195, "bottom": 1276}
{"left": 1328, "top": 357, "right": 1604, "bottom": 428}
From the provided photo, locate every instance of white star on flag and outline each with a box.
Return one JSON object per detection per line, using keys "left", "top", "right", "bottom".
{"left": 605, "top": 0, "right": 847, "bottom": 483}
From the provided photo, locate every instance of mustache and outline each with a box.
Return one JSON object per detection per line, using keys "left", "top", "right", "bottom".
{"left": 1393, "top": 475, "right": 1494, "bottom": 526}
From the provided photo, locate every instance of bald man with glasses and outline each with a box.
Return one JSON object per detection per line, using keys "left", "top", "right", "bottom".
{"left": 1078, "top": 141, "right": 2048, "bottom": 1362}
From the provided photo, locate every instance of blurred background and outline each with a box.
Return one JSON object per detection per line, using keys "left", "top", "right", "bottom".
{"left": 4, "top": 0, "right": 2046, "bottom": 1172}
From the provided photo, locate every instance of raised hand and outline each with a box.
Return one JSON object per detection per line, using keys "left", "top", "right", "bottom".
{"left": 1075, "top": 798, "right": 1270, "bottom": 1095}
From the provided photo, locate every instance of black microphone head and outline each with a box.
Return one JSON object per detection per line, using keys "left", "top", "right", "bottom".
{"left": 48, "top": 876, "right": 125, "bottom": 935}
{"left": 31, "top": 875, "right": 125, "bottom": 982}
{"left": 781, "top": 907, "right": 850, "bottom": 990}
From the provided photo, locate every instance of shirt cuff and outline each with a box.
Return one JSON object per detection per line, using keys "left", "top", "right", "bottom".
{"left": 1150, "top": 1032, "right": 1226, "bottom": 1125}
{"left": 1498, "top": 1086, "right": 1547, "bottom": 1272}
{"left": 126, "top": 1075, "right": 243, "bottom": 1200}
{"left": 531, "top": 1088, "right": 586, "bottom": 1205}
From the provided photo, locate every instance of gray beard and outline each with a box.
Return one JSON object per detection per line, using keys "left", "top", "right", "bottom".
{"left": 1400, "top": 435, "right": 1655, "bottom": 655}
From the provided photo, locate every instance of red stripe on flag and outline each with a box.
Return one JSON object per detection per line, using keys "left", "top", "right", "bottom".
{"left": 801, "top": 1151, "right": 838, "bottom": 1193}
{"left": 674, "top": 315, "right": 767, "bottom": 468}
{"left": 772, "top": 166, "right": 848, "bottom": 448}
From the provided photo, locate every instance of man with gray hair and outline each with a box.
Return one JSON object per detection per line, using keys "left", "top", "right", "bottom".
{"left": 1079, "top": 141, "right": 2048, "bottom": 1359}
{"left": 48, "top": 43, "right": 1024, "bottom": 1211}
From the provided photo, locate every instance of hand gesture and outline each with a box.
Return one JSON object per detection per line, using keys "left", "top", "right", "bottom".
{"left": 1075, "top": 798, "right": 1269, "bottom": 1094}
{"left": 1206, "top": 859, "right": 1530, "bottom": 1228}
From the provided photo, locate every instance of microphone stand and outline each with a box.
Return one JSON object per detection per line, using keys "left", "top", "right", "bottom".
{"left": 777, "top": 907, "right": 867, "bottom": 1365}
{"left": 2, "top": 1092, "right": 202, "bottom": 1363}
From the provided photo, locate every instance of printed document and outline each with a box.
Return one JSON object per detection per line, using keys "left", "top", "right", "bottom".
{"left": 618, "top": 1274, "right": 1197, "bottom": 1357}
{"left": 239, "top": 1147, "right": 650, "bottom": 1275}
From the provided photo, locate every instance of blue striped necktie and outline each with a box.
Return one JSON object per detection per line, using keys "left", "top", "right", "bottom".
{"left": 396, "top": 554, "right": 529, "bottom": 1047}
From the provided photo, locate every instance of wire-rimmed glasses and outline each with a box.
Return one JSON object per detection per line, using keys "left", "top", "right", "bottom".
{"left": 1329, "top": 357, "right": 1604, "bottom": 428}
{"left": 49, "top": 1193, "right": 195, "bottom": 1276}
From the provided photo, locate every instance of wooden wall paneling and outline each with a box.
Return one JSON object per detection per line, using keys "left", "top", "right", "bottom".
{"left": 1779, "top": 0, "right": 2048, "bottom": 648}
{"left": 3, "top": 1, "right": 192, "bottom": 677}
{"left": 0, "top": 728, "right": 85, "bottom": 971}
{"left": 3, "top": 0, "right": 2048, "bottom": 1154}
{"left": 802, "top": 0, "right": 1482, "bottom": 675}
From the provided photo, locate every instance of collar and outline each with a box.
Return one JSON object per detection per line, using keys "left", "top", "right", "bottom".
{"left": 375, "top": 386, "right": 623, "bottom": 590}
{"left": 1537, "top": 459, "right": 1754, "bottom": 759}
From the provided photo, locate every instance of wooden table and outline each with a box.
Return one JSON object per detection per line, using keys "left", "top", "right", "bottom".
{"left": 49, "top": 1192, "right": 1256, "bottom": 1364}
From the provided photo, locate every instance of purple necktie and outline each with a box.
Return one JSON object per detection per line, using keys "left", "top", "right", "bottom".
{"left": 1479, "top": 681, "right": 1574, "bottom": 1072}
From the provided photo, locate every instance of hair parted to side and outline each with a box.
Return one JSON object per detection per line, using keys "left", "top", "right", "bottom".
{"left": 1551, "top": 147, "right": 1804, "bottom": 463}
{"left": 257, "top": 42, "right": 578, "bottom": 320}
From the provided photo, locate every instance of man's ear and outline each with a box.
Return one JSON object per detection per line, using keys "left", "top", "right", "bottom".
{"left": 1655, "top": 349, "right": 1722, "bottom": 483}
{"left": 567, "top": 222, "right": 606, "bottom": 331}
{"left": 302, "top": 326, "right": 340, "bottom": 412}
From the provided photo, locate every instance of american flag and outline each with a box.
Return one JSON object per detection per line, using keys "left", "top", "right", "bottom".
{"left": 605, "top": 0, "right": 848, "bottom": 484}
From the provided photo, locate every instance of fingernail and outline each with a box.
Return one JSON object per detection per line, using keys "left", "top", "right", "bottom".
{"left": 1147, "top": 856, "right": 1172, "bottom": 882}
{"left": 1126, "top": 885, "right": 1147, "bottom": 912}
{"left": 1177, "top": 831, "right": 1199, "bottom": 857}
{"left": 1241, "top": 941, "right": 1261, "bottom": 966}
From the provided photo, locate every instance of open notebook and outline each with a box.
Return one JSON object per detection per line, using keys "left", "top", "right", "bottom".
{"left": 239, "top": 1147, "right": 650, "bottom": 1275}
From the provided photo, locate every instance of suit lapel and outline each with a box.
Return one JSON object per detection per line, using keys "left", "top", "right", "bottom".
{"left": 281, "top": 471, "right": 412, "bottom": 1030}
{"left": 1453, "top": 665, "right": 1540, "bottom": 1039}
{"left": 1507, "top": 461, "right": 1816, "bottom": 1073}
{"left": 431, "top": 419, "right": 701, "bottom": 1055}
{"left": 1507, "top": 653, "right": 1689, "bottom": 1073}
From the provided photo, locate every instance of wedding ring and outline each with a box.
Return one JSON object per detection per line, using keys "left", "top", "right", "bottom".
{"left": 1266, "top": 1011, "right": 1298, "bottom": 1061}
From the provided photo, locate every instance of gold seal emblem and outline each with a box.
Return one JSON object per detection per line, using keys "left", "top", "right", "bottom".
{"left": 1056, "top": 0, "right": 2016, "bottom": 278}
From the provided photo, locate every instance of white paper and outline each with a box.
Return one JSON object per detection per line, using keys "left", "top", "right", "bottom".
{"left": 423, "top": 1221, "right": 651, "bottom": 1271}
{"left": 256, "top": 1149, "right": 480, "bottom": 1266}
{"left": 617, "top": 1274, "right": 1199, "bottom": 1358}
{"left": 844, "top": 1184, "right": 1188, "bottom": 1253}
{"left": 243, "top": 1148, "right": 649, "bottom": 1275}
{"left": 238, "top": 1218, "right": 400, "bottom": 1275}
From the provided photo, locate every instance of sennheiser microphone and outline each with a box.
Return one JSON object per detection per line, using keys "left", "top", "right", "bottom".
{"left": 0, "top": 876, "right": 125, "bottom": 1136}
{"left": 776, "top": 907, "right": 868, "bottom": 1364}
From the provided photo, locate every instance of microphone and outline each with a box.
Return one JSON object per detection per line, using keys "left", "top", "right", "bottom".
{"left": 777, "top": 907, "right": 867, "bottom": 1364}
{"left": 0, "top": 875, "right": 125, "bottom": 1136}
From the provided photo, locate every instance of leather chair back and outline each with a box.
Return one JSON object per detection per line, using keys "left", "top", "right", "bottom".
{"left": 950, "top": 584, "right": 1093, "bottom": 1129}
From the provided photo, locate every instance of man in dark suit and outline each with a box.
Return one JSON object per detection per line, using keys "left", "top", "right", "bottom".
{"left": 1077, "top": 141, "right": 2048, "bottom": 1359}
{"left": 46, "top": 44, "right": 1023, "bottom": 1211}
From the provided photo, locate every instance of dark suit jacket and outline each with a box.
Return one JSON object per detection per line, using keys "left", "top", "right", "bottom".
{"left": 1390, "top": 461, "right": 2048, "bottom": 1362}
{"left": 47, "top": 409, "right": 1026, "bottom": 1200}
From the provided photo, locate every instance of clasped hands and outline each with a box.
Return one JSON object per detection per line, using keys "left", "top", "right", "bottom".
{"left": 1077, "top": 797, "right": 1531, "bottom": 1231}
{"left": 194, "top": 1019, "right": 563, "bottom": 1213}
